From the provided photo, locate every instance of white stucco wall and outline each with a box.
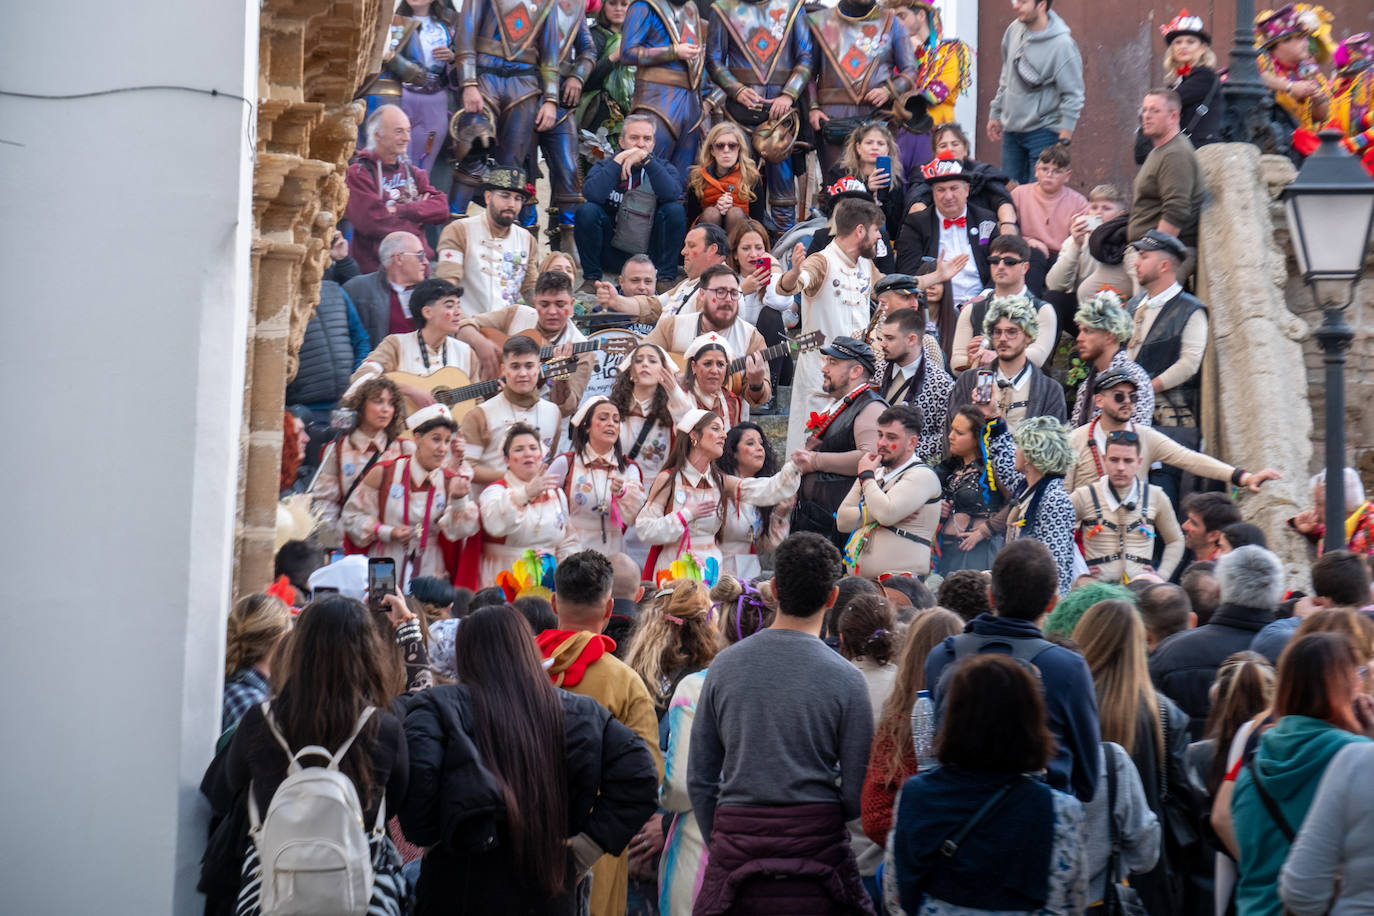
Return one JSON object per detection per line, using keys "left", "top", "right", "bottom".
{"left": 0, "top": 1, "right": 258, "bottom": 912}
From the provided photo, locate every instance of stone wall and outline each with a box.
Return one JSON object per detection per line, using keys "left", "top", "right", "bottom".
{"left": 236, "top": 0, "right": 390, "bottom": 596}
{"left": 1194, "top": 144, "right": 1315, "bottom": 585}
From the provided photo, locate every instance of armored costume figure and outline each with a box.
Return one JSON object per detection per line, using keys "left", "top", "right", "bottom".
{"left": 805, "top": 0, "right": 917, "bottom": 171}
{"left": 706, "top": 0, "right": 813, "bottom": 232}
{"left": 451, "top": 0, "right": 560, "bottom": 215}
{"left": 526, "top": 0, "right": 598, "bottom": 242}
{"left": 622, "top": 0, "right": 708, "bottom": 179}
{"left": 365, "top": 10, "right": 461, "bottom": 171}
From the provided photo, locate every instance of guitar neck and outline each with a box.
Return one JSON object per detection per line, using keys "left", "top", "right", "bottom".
{"left": 726, "top": 340, "right": 794, "bottom": 375}
{"left": 436, "top": 379, "right": 500, "bottom": 406}
{"left": 537, "top": 340, "right": 601, "bottom": 360}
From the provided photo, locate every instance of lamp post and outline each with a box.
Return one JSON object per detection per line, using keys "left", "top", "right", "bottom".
{"left": 1282, "top": 130, "right": 1374, "bottom": 555}
{"left": 1221, "top": 0, "right": 1279, "bottom": 150}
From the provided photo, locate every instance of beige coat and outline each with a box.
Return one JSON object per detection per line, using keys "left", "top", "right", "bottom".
{"left": 1071, "top": 478, "right": 1184, "bottom": 582}
{"left": 835, "top": 458, "right": 943, "bottom": 578}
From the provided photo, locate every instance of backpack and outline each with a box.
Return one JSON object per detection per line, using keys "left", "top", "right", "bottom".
{"left": 932, "top": 632, "right": 1057, "bottom": 722}
{"left": 247, "top": 703, "right": 381, "bottom": 916}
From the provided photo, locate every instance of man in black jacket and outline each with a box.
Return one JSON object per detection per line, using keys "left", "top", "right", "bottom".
{"left": 896, "top": 154, "right": 998, "bottom": 304}
{"left": 573, "top": 113, "right": 688, "bottom": 291}
{"left": 1149, "top": 544, "right": 1284, "bottom": 739}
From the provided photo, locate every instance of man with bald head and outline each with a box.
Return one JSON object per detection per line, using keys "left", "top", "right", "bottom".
{"left": 345, "top": 104, "right": 449, "bottom": 273}
{"left": 605, "top": 552, "right": 647, "bottom": 658}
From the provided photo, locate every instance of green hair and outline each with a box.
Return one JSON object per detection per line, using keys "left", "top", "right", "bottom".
{"left": 1011, "top": 416, "right": 1073, "bottom": 476}
{"left": 983, "top": 295, "right": 1039, "bottom": 339}
{"left": 1073, "top": 289, "right": 1133, "bottom": 343}
{"left": 1043, "top": 582, "right": 1137, "bottom": 638}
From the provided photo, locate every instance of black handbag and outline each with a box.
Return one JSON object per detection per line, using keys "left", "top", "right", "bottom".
{"left": 1103, "top": 745, "right": 1151, "bottom": 916}
{"left": 612, "top": 180, "right": 658, "bottom": 254}
{"left": 820, "top": 115, "right": 873, "bottom": 147}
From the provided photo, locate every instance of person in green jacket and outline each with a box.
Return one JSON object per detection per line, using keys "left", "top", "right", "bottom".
{"left": 1231, "top": 631, "right": 1374, "bottom": 916}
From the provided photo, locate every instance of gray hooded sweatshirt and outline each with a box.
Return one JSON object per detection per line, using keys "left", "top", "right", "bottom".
{"left": 988, "top": 11, "right": 1085, "bottom": 134}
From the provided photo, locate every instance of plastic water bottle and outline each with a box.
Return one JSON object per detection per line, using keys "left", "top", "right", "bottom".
{"left": 911, "top": 689, "right": 937, "bottom": 771}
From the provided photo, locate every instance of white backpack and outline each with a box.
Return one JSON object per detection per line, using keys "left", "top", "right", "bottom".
{"left": 247, "top": 703, "right": 382, "bottom": 916}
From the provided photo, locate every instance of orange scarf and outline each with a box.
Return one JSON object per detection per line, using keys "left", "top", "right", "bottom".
{"left": 699, "top": 165, "right": 753, "bottom": 210}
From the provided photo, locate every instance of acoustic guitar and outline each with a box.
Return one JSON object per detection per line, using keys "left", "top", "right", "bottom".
{"left": 386, "top": 357, "right": 577, "bottom": 425}
{"left": 479, "top": 326, "right": 637, "bottom": 362}
{"left": 666, "top": 330, "right": 827, "bottom": 373}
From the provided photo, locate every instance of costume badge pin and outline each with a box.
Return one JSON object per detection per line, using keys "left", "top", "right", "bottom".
{"left": 390, "top": 484, "right": 405, "bottom": 500}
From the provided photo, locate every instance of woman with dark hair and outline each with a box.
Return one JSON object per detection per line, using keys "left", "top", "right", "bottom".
{"left": 1074, "top": 599, "right": 1190, "bottom": 914}
{"left": 207, "top": 595, "right": 411, "bottom": 914}
{"left": 608, "top": 343, "right": 688, "bottom": 486}
{"left": 905, "top": 122, "right": 1017, "bottom": 232}
{"left": 381, "top": 0, "right": 459, "bottom": 171}
{"left": 728, "top": 218, "right": 794, "bottom": 389}
{"left": 861, "top": 607, "right": 964, "bottom": 845}
{"left": 478, "top": 423, "right": 578, "bottom": 584}
{"left": 715, "top": 422, "right": 792, "bottom": 580}
{"left": 577, "top": 0, "right": 635, "bottom": 146}
{"left": 548, "top": 396, "right": 646, "bottom": 558}
{"left": 399, "top": 604, "right": 660, "bottom": 914}
{"left": 1228, "top": 632, "right": 1374, "bottom": 916}
{"left": 635, "top": 409, "right": 800, "bottom": 581}
{"left": 885, "top": 653, "right": 1088, "bottom": 913}
{"left": 308, "top": 376, "right": 411, "bottom": 542}
{"left": 936, "top": 405, "right": 1008, "bottom": 572}
{"left": 681, "top": 333, "right": 744, "bottom": 428}
{"left": 838, "top": 593, "right": 899, "bottom": 725}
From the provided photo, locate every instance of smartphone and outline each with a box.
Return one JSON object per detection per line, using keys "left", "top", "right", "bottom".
{"left": 1083, "top": 214, "right": 1103, "bottom": 232}
{"left": 876, "top": 155, "right": 891, "bottom": 178}
{"left": 974, "top": 370, "right": 995, "bottom": 405}
{"left": 754, "top": 255, "right": 771, "bottom": 274}
{"left": 367, "top": 557, "right": 397, "bottom": 611}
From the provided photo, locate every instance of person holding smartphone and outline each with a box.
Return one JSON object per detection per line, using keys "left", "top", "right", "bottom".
{"left": 829, "top": 123, "right": 907, "bottom": 243}
{"left": 343, "top": 403, "right": 479, "bottom": 588}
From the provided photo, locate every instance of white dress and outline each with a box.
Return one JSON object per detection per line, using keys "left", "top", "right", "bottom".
{"left": 636, "top": 460, "right": 801, "bottom": 579}
{"left": 477, "top": 476, "right": 577, "bottom": 586}
{"left": 547, "top": 449, "right": 647, "bottom": 557}
{"left": 784, "top": 242, "right": 878, "bottom": 455}
{"left": 717, "top": 498, "right": 791, "bottom": 581}
{"left": 341, "top": 455, "right": 480, "bottom": 587}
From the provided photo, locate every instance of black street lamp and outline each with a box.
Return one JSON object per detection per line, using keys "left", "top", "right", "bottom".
{"left": 1221, "top": 0, "right": 1280, "bottom": 151}
{"left": 1281, "top": 130, "right": 1374, "bottom": 555}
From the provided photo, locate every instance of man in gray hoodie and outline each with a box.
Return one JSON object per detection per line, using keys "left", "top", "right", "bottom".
{"left": 986, "top": 0, "right": 1085, "bottom": 184}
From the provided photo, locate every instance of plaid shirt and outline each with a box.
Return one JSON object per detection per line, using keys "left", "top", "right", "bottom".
{"left": 221, "top": 667, "right": 270, "bottom": 733}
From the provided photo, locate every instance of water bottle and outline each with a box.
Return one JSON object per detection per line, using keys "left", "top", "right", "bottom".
{"left": 911, "top": 689, "right": 937, "bottom": 771}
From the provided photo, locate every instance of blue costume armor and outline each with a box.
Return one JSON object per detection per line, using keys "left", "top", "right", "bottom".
{"left": 452, "top": 0, "right": 560, "bottom": 214}
{"left": 805, "top": 2, "right": 917, "bottom": 170}
{"left": 525, "top": 0, "right": 598, "bottom": 239}
{"left": 706, "top": 0, "right": 813, "bottom": 232}
{"left": 622, "top": 0, "right": 707, "bottom": 181}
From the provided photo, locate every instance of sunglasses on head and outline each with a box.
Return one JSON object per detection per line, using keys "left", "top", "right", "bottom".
{"left": 987, "top": 256, "right": 1025, "bottom": 266}
{"left": 1106, "top": 429, "right": 1140, "bottom": 443}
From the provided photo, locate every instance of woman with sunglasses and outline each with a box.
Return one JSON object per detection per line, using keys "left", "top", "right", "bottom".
{"left": 686, "top": 122, "right": 766, "bottom": 234}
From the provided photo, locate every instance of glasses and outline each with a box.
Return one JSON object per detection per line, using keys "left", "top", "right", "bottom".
{"left": 990, "top": 327, "right": 1023, "bottom": 338}
{"left": 706, "top": 287, "right": 741, "bottom": 301}
{"left": 1035, "top": 166, "right": 1068, "bottom": 176}
{"left": 1106, "top": 430, "right": 1140, "bottom": 443}
{"left": 1109, "top": 391, "right": 1139, "bottom": 405}
{"left": 713, "top": 141, "right": 740, "bottom": 151}
{"left": 398, "top": 251, "right": 427, "bottom": 262}
{"left": 987, "top": 256, "right": 1025, "bottom": 267}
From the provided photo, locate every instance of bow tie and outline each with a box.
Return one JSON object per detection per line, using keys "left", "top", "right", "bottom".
{"left": 943, "top": 216, "right": 967, "bottom": 229}
{"left": 587, "top": 459, "right": 615, "bottom": 471}
{"left": 1176, "top": 65, "right": 1192, "bottom": 77}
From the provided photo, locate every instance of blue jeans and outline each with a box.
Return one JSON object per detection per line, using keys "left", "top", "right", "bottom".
{"left": 1001, "top": 127, "right": 1060, "bottom": 184}
{"left": 573, "top": 199, "right": 687, "bottom": 283}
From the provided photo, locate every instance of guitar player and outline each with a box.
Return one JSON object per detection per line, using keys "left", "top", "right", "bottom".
{"left": 347, "top": 277, "right": 482, "bottom": 408}
{"left": 459, "top": 334, "right": 564, "bottom": 494}
{"left": 641, "top": 264, "right": 772, "bottom": 410}
{"left": 455, "top": 270, "right": 592, "bottom": 415}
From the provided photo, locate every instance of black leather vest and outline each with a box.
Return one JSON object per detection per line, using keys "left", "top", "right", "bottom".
{"left": 1133, "top": 291, "right": 1206, "bottom": 427}
{"left": 801, "top": 387, "right": 886, "bottom": 509}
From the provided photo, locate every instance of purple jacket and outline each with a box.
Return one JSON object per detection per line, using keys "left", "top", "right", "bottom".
{"left": 692, "top": 803, "right": 875, "bottom": 916}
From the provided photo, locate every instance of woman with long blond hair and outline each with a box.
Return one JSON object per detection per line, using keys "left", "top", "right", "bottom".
{"left": 221, "top": 593, "right": 292, "bottom": 733}
{"left": 686, "top": 122, "right": 765, "bottom": 233}
{"left": 623, "top": 577, "right": 719, "bottom": 711}
{"left": 832, "top": 121, "right": 906, "bottom": 241}
{"left": 1074, "top": 599, "right": 1192, "bottom": 914}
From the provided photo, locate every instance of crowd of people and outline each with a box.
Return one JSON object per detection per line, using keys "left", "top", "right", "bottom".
{"left": 227, "top": 0, "right": 1374, "bottom": 914}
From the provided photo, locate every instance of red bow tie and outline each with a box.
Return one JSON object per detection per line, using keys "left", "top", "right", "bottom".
{"left": 943, "top": 216, "right": 967, "bottom": 229}
{"left": 1176, "top": 65, "right": 1192, "bottom": 77}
